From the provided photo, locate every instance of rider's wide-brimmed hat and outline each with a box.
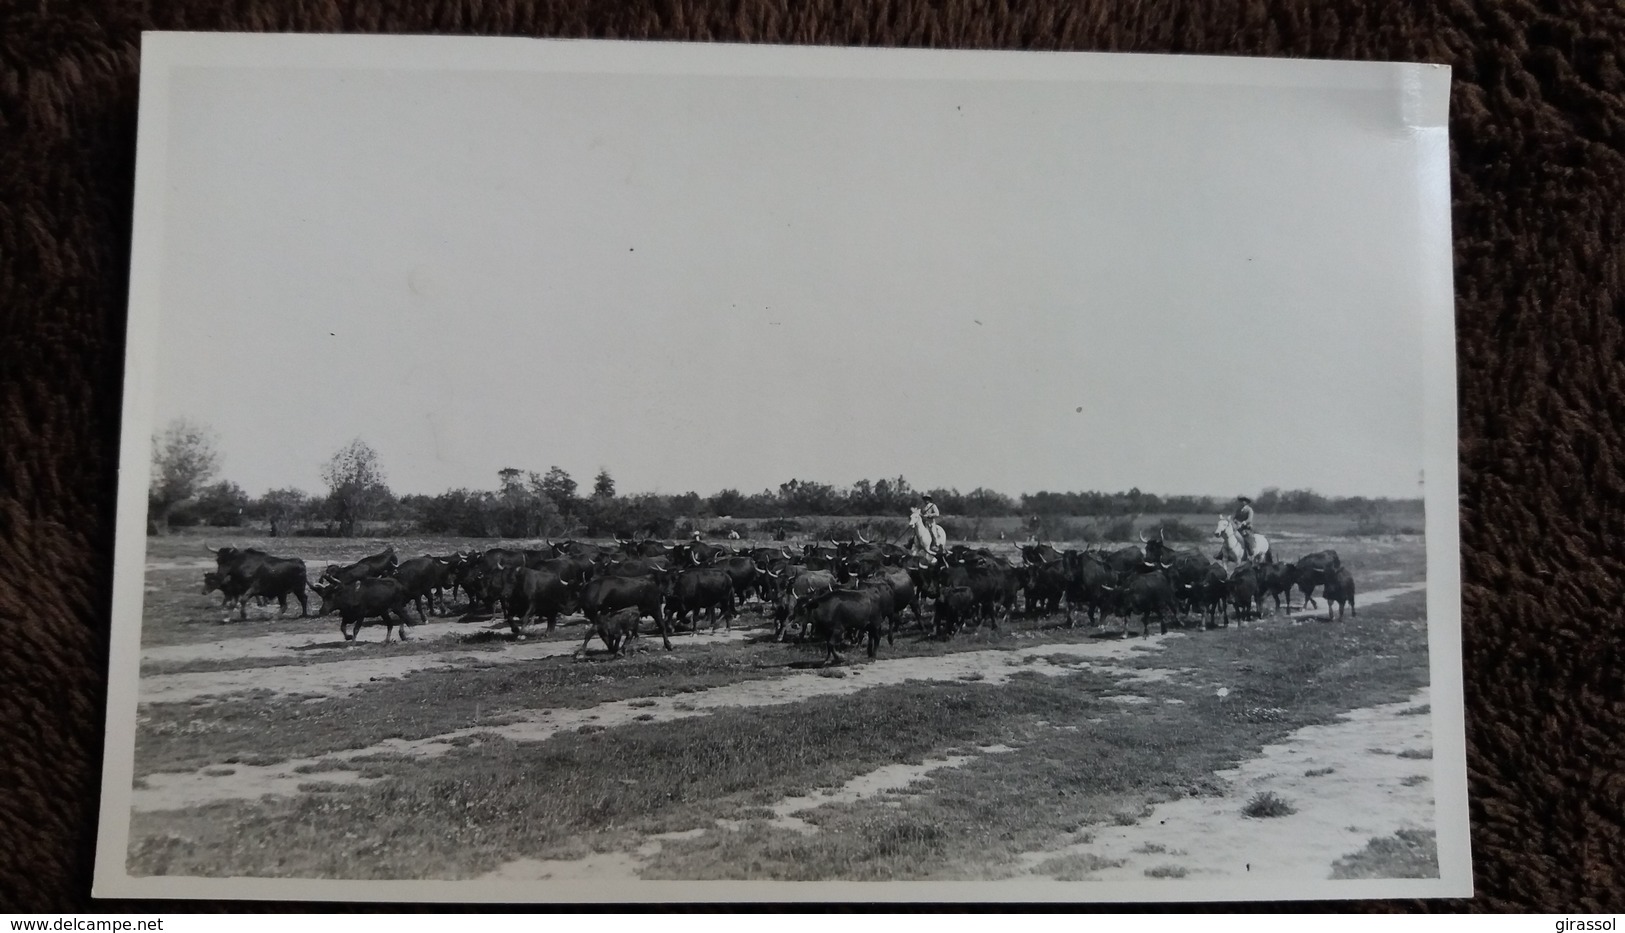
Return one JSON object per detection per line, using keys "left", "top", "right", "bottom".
{"left": 922, "top": 494, "right": 933, "bottom": 500}
{"left": 1237, "top": 496, "right": 1252, "bottom": 503}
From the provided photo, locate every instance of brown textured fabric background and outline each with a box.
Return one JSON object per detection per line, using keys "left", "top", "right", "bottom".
{"left": 2, "top": 0, "right": 1623, "bottom": 914}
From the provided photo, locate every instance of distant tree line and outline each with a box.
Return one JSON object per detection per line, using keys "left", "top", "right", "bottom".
{"left": 147, "top": 418, "right": 1423, "bottom": 538}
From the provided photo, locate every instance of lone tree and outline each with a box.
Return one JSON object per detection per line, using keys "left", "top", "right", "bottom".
{"left": 256, "top": 488, "right": 312, "bottom": 538}
{"left": 592, "top": 468, "right": 615, "bottom": 499}
{"left": 148, "top": 418, "right": 221, "bottom": 534}
{"left": 539, "top": 466, "right": 579, "bottom": 528}
{"left": 321, "top": 439, "right": 392, "bottom": 537}
{"left": 494, "top": 468, "right": 561, "bottom": 538}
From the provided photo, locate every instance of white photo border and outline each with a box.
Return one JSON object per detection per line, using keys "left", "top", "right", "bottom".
{"left": 94, "top": 32, "right": 1466, "bottom": 903}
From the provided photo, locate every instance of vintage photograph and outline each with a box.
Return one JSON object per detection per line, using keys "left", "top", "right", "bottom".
{"left": 96, "top": 34, "right": 1467, "bottom": 902}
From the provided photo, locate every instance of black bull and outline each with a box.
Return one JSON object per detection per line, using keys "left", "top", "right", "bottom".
{"left": 312, "top": 577, "right": 416, "bottom": 642}
{"left": 321, "top": 546, "right": 399, "bottom": 584}
{"left": 494, "top": 566, "right": 578, "bottom": 636}
{"left": 1103, "top": 571, "right": 1177, "bottom": 638}
{"left": 1293, "top": 550, "right": 1343, "bottom": 608}
{"left": 205, "top": 546, "right": 310, "bottom": 620}
{"left": 796, "top": 587, "right": 887, "bottom": 665}
{"left": 667, "top": 568, "right": 737, "bottom": 634}
{"left": 580, "top": 574, "right": 673, "bottom": 650}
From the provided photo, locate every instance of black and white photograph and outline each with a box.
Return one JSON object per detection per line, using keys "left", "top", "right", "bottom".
{"left": 95, "top": 33, "right": 1467, "bottom": 903}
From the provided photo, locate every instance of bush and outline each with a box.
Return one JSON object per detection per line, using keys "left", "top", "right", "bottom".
{"left": 1155, "top": 518, "right": 1206, "bottom": 542}
{"left": 1144, "top": 864, "right": 1189, "bottom": 879}
{"left": 866, "top": 519, "right": 906, "bottom": 541}
{"left": 1043, "top": 518, "right": 1101, "bottom": 543}
{"left": 1100, "top": 516, "right": 1138, "bottom": 542}
{"left": 1241, "top": 791, "right": 1297, "bottom": 818}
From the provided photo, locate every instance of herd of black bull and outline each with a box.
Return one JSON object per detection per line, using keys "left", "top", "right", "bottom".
{"left": 197, "top": 533, "right": 1357, "bottom": 665}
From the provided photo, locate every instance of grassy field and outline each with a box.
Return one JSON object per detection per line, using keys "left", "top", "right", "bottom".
{"left": 127, "top": 530, "right": 1436, "bottom": 884}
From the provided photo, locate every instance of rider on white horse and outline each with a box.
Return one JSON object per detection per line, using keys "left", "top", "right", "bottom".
{"left": 1233, "top": 496, "right": 1257, "bottom": 560}
{"left": 910, "top": 494, "right": 948, "bottom": 561}
{"left": 920, "top": 494, "right": 941, "bottom": 533}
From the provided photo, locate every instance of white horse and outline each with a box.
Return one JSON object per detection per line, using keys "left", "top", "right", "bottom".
{"left": 909, "top": 507, "right": 949, "bottom": 561}
{"left": 1214, "top": 515, "right": 1268, "bottom": 564}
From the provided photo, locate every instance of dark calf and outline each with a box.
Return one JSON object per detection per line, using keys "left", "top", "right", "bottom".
{"left": 932, "top": 585, "right": 979, "bottom": 638}
{"left": 1258, "top": 561, "right": 1299, "bottom": 613}
{"left": 1323, "top": 566, "right": 1357, "bottom": 621}
{"left": 577, "top": 606, "right": 642, "bottom": 658}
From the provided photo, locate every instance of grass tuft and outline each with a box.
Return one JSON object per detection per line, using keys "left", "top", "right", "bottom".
{"left": 1033, "top": 852, "right": 1123, "bottom": 880}
{"left": 1304, "top": 767, "right": 1335, "bottom": 777}
{"left": 1144, "top": 864, "right": 1189, "bottom": 879}
{"left": 1241, "top": 791, "right": 1296, "bottom": 819}
{"left": 1331, "top": 829, "right": 1438, "bottom": 879}
{"left": 1396, "top": 748, "right": 1432, "bottom": 760}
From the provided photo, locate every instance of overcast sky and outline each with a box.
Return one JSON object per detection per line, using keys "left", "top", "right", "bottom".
{"left": 151, "top": 50, "right": 1437, "bottom": 501}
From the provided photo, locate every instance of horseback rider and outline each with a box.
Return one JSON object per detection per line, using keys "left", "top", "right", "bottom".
{"left": 1233, "top": 496, "right": 1256, "bottom": 559}
{"left": 920, "top": 493, "right": 941, "bottom": 528}
{"left": 918, "top": 494, "right": 943, "bottom": 554}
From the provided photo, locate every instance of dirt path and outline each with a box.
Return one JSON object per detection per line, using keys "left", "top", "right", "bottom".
{"left": 138, "top": 628, "right": 752, "bottom": 704}
{"left": 131, "top": 636, "right": 1176, "bottom": 812}
{"left": 139, "top": 581, "right": 1427, "bottom": 707}
{"left": 476, "top": 685, "right": 1434, "bottom": 885}
{"left": 146, "top": 559, "right": 219, "bottom": 572}
{"left": 141, "top": 619, "right": 481, "bottom": 666}
{"left": 1014, "top": 687, "right": 1435, "bottom": 881}
{"left": 481, "top": 745, "right": 1021, "bottom": 880}
{"left": 132, "top": 581, "right": 1428, "bottom": 814}
{"left": 1286, "top": 582, "right": 1424, "bottom": 620}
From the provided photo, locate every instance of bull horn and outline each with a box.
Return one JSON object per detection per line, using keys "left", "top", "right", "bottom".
{"left": 1137, "top": 529, "right": 1146, "bottom": 543}
{"left": 204, "top": 542, "right": 218, "bottom": 554}
{"left": 858, "top": 531, "right": 872, "bottom": 544}
{"left": 1158, "top": 526, "right": 1166, "bottom": 541}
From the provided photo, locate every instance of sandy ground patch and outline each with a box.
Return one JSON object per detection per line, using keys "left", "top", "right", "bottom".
{"left": 479, "top": 828, "right": 710, "bottom": 882}
{"left": 139, "top": 628, "right": 751, "bottom": 704}
{"left": 141, "top": 620, "right": 479, "bottom": 667}
{"left": 757, "top": 745, "right": 1017, "bottom": 833}
{"left": 1015, "top": 687, "right": 1435, "bottom": 881}
{"left": 133, "top": 581, "right": 1428, "bottom": 814}
{"left": 131, "top": 636, "right": 1173, "bottom": 812}
{"left": 146, "top": 559, "right": 220, "bottom": 572}
{"left": 483, "top": 747, "right": 1020, "bottom": 879}
{"left": 1285, "top": 583, "right": 1425, "bottom": 620}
